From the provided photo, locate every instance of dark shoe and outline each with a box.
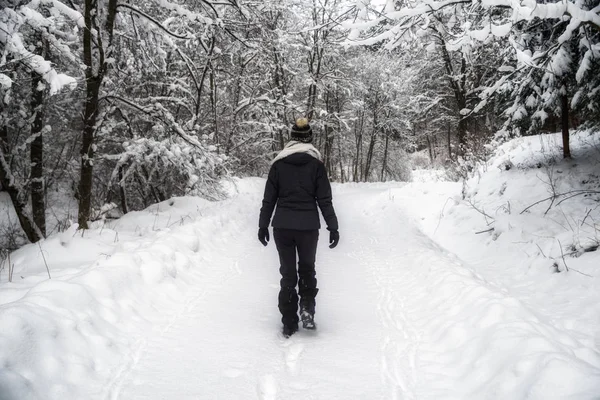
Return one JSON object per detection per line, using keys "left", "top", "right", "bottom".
{"left": 282, "top": 323, "right": 298, "bottom": 338}
{"left": 300, "top": 310, "right": 316, "bottom": 330}
{"left": 279, "top": 286, "right": 299, "bottom": 326}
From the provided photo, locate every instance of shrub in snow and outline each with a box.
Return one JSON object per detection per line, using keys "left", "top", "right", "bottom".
{"left": 410, "top": 151, "right": 431, "bottom": 169}
{"left": 109, "top": 136, "right": 225, "bottom": 211}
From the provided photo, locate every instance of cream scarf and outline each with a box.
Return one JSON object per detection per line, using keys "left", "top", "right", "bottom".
{"left": 271, "top": 141, "right": 322, "bottom": 164}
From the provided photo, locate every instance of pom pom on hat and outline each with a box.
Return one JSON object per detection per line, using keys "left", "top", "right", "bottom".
{"left": 295, "top": 118, "right": 309, "bottom": 128}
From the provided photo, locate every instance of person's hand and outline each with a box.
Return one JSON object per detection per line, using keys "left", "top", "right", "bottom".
{"left": 328, "top": 230, "right": 339, "bottom": 249}
{"left": 258, "top": 228, "right": 269, "bottom": 246}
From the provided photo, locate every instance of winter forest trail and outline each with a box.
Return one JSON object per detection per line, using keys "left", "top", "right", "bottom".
{"left": 111, "top": 183, "right": 600, "bottom": 400}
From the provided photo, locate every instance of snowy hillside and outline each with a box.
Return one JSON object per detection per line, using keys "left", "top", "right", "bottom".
{"left": 400, "top": 131, "right": 600, "bottom": 340}
{"left": 1, "top": 133, "right": 600, "bottom": 399}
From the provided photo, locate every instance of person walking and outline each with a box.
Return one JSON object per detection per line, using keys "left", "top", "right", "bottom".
{"left": 258, "top": 118, "right": 339, "bottom": 338}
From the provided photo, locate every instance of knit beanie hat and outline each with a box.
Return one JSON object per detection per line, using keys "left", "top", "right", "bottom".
{"left": 290, "top": 118, "right": 313, "bottom": 143}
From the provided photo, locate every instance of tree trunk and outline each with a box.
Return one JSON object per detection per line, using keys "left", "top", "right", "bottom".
{"left": 78, "top": 76, "right": 101, "bottom": 229}
{"left": 436, "top": 30, "right": 468, "bottom": 156}
{"left": 337, "top": 136, "right": 345, "bottom": 183}
{"left": 364, "top": 111, "right": 377, "bottom": 182}
{"left": 354, "top": 111, "right": 364, "bottom": 182}
{"left": 278, "top": 128, "right": 285, "bottom": 150}
{"left": 426, "top": 133, "right": 434, "bottom": 166}
{"left": 364, "top": 133, "right": 376, "bottom": 182}
{"left": 78, "top": 0, "right": 118, "bottom": 229}
{"left": 447, "top": 125, "right": 452, "bottom": 161}
{"left": 323, "top": 123, "right": 333, "bottom": 173}
{"left": 0, "top": 125, "right": 43, "bottom": 243}
{"left": 561, "top": 84, "right": 571, "bottom": 159}
{"left": 30, "top": 67, "right": 47, "bottom": 237}
{"left": 118, "top": 166, "right": 128, "bottom": 214}
{"left": 209, "top": 67, "right": 219, "bottom": 151}
{"left": 381, "top": 132, "right": 389, "bottom": 182}
{"left": 456, "top": 56, "right": 468, "bottom": 154}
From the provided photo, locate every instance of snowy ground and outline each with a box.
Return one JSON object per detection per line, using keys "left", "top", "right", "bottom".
{"left": 1, "top": 132, "right": 600, "bottom": 400}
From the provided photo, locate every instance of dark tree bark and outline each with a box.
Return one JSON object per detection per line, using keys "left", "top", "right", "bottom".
{"left": 305, "top": 3, "right": 328, "bottom": 119}
{"left": 118, "top": 166, "right": 128, "bottom": 214}
{"left": 353, "top": 110, "right": 364, "bottom": 182}
{"left": 269, "top": 18, "right": 288, "bottom": 152}
{"left": 561, "top": 83, "right": 571, "bottom": 159}
{"left": 426, "top": 133, "right": 434, "bottom": 165}
{"left": 0, "top": 124, "right": 43, "bottom": 243}
{"left": 434, "top": 28, "right": 469, "bottom": 156}
{"left": 381, "top": 131, "right": 389, "bottom": 182}
{"left": 78, "top": 0, "right": 118, "bottom": 229}
{"left": 363, "top": 110, "right": 377, "bottom": 181}
{"left": 78, "top": 76, "right": 101, "bottom": 229}
{"left": 323, "top": 123, "right": 333, "bottom": 173}
{"left": 337, "top": 138, "right": 345, "bottom": 183}
{"left": 447, "top": 125, "right": 452, "bottom": 161}
{"left": 209, "top": 67, "right": 219, "bottom": 150}
{"left": 30, "top": 64, "right": 47, "bottom": 237}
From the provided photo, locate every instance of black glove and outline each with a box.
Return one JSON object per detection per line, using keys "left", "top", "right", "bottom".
{"left": 328, "top": 229, "right": 339, "bottom": 249}
{"left": 258, "top": 227, "right": 269, "bottom": 246}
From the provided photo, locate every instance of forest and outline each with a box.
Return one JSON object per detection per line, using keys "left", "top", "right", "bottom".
{"left": 1, "top": 0, "right": 599, "bottom": 249}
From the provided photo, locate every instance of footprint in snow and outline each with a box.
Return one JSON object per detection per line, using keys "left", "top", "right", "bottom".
{"left": 223, "top": 368, "right": 246, "bottom": 378}
{"left": 258, "top": 374, "right": 278, "bottom": 400}
{"left": 223, "top": 361, "right": 248, "bottom": 378}
{"left": 285, "top": 343, "right": 305, "bottom": 373}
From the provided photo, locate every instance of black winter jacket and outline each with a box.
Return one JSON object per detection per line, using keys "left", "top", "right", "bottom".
{"left": 259, "top": 152, "right": 338, "bottom": 231}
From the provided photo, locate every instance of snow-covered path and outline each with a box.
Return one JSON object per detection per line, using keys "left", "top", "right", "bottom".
{"left": 107, "top": 183, "right": 600, "bottom": 400}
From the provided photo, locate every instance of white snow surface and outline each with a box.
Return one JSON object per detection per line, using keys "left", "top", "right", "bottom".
{"left": 2, "top": 133, "right": 600, "bottom": 399}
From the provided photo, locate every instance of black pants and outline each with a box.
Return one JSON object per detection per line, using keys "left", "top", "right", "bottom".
{"left": 273, "top": 228, "right": 319, "bottom": 327}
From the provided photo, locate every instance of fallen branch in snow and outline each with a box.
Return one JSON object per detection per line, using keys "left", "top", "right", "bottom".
{"left": 567, "top": 266, "right": 593, "bottom": 277}
{"left": 520, "top": 190, "right": 600, "bottom": 215}
{"left": 536, "top": 243, "right": 547, "bottom": 258}
{"left": 475, "top": 228, "right": 494, "bottom": 234}
{"left": 557, "top": 239, "right": 570, "bottom": 272}
{"left": 38, "top": 242, "right": 51, "bottom": 279}
{"left": 557, "top": 239, "right": 594, "bottom": 277}
{"left": 581, "top": 208, "right": 593, "bottom": 227}
{"left": 434, "top": 197, "right": 457, "bottom": 235}
{"left": 556, "top": 191, "right": 600, "bottom": 207}
{"left": 466, "top": 199, "right": 495, "bottom": 225}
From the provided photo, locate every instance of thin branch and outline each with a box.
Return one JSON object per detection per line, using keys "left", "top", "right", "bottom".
{"left": 101, "top": 95, "right": 206, "bottom": 151}
{"left": 557, "top": 239, "right": 593, "bottom": 277}
{"left": 222, "top": 26, "right": 252, "bottom": 48}
{"left": 434, "top": 197, "right": 455, "bottom": 235}
{"left": 536, "top": 243, "right": 547, "bottom": 258}
{"left": 557, "top": 239, "right": 569, "bottom": 271}
{"left": 175, "top": 48, "right": 199, "bottom": 91}
{"left": 466, "top": 199, "right": 495, "bottom": 224}
{"left": 117, "top": 3, "right": 191, "bottom": 40}
{"left": 556, "top": 191, "right": 600, "bottom": 207}
{"left": 581, "top": 208, "right": 593, "bottom": 227}
{"left": 520, "top": 190, "right": 599, "bottom": 214}
{"left": 38, "top": 242, "right": 51, "bottom": 279}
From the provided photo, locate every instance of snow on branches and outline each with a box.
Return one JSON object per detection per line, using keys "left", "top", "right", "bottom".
{"left": 345, "top": 0, "right": 600, "bottom": 148}
{"left": 114, "top": 135, "right": 224, "bottom": 200}
{"left": 0, "top": 2, "right": 80, "bottom": 95}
